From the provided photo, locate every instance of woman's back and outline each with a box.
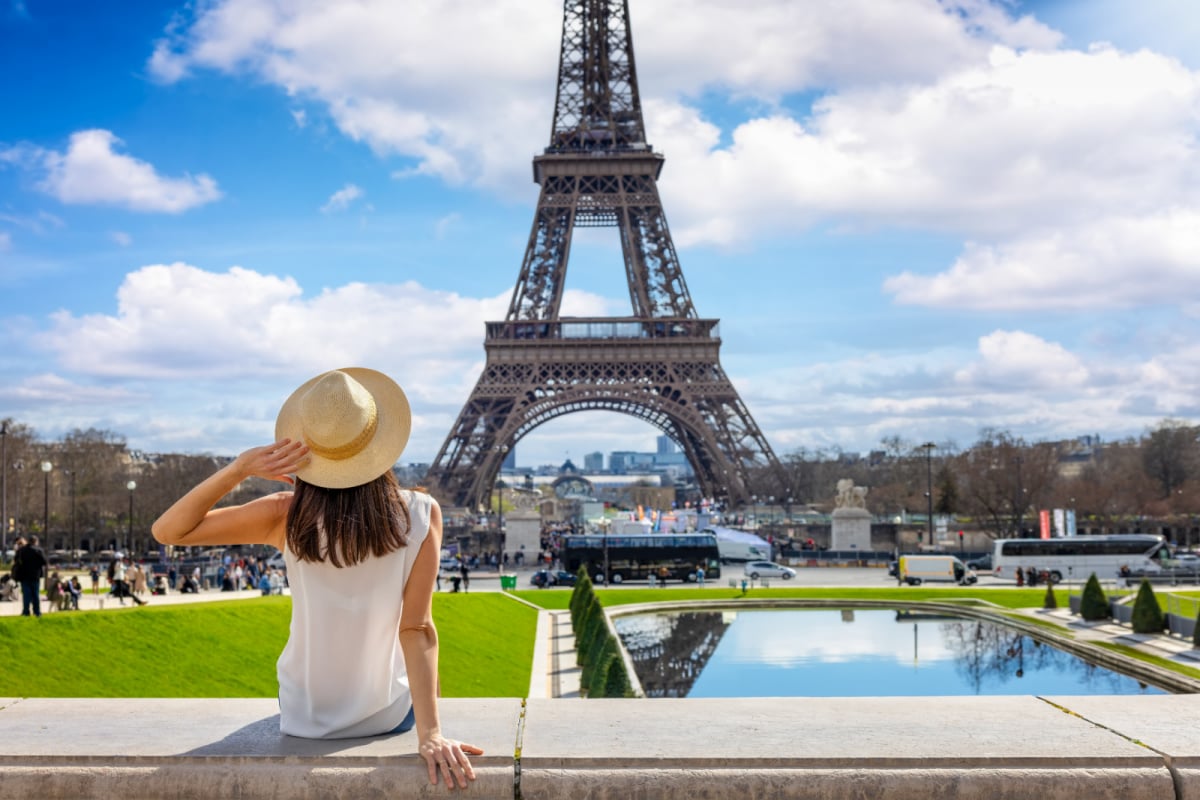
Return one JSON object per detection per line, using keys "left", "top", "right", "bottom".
{"left": 277, "top": 489, "right": 432, "bottom": 739}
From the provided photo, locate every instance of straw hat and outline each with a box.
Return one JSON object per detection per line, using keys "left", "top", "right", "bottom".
{"left": 275, "top": 367, "right": 411, "bottom": 489}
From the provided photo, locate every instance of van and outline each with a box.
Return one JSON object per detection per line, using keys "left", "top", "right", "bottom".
{"left": 898, "top": 555, "right": 977, "bottom": 586}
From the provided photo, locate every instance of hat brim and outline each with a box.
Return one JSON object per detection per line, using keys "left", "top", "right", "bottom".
{"left": 274, "top": 367, "right": 411, "bottom": 489}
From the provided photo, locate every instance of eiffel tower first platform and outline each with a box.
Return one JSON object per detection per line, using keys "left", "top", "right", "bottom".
{"left": 426, "top": 0, "right": 784, "bottom": 510}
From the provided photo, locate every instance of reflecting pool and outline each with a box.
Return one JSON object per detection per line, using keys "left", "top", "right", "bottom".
{"left": 613, "top": 609, "right": 1165, "bottom": 698}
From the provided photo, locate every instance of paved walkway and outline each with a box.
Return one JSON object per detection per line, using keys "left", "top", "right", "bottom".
{"left": 1030, "top": 607, "right": 1200, "bottom": 668}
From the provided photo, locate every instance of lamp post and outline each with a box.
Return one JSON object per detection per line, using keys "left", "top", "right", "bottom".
{"left": 126, "top": 480, "right": 137, "bottom": 555}
{"left": 11, "top": 461, "right": 22, "bottom": 539}
{"left": 1, "top": 421, "right": 7, "bottom": 554}
{"left": 492, "top": 444, "right": 508, "bottom": 555}
{"left": 41, "top": 460, "right": 52, "bottom": 543}
{"left": 64, "top": 470, "right": 76, "bottom": 558}
{"left": 920, "top": 443, "right": 935, "bottom": 547}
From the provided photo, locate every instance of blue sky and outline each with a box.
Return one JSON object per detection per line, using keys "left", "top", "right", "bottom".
{"left": 1, "top": 0, "right": 1198, "bottom": 473}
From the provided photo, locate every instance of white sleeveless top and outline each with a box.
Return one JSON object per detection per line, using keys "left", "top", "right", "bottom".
{"left": 277, "top": 489, "right": 432, "bottom": 739}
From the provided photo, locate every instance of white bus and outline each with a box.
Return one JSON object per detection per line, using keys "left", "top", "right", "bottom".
{"left": 991, "top": 534, "right": 1171, "bottom": 583}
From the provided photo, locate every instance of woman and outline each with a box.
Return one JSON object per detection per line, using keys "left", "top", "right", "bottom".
{"left": 153, "top": 367, "right": 480, "bottom": 790}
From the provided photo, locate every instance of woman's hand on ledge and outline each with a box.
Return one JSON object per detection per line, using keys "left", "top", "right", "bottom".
{"left": 420, "top": 732, "right": 483, "bottom": 790}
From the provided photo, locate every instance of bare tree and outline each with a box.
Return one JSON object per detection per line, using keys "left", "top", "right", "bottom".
{"left": 1142, "top": 419, "right": 1199, "bottom": 500}
{"left": 954, "top": 429, "right": 1059, "bottom": 539}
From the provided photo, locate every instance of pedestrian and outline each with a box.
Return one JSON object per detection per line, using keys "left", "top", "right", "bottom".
{"left": 459, "top": 560, "right": 470, "bottom": 593}
{"left": 152, "top": 367, "right": 480, "bottom": 788}
{"left": 12, "top": 535, "right": 47, "bottom": 617}
{"left": 696, "top": 565, "right": 705, "bottom": 587}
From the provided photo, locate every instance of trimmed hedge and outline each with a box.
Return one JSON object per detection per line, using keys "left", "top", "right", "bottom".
{"left": 567, "top": 567, "right": 636, "bottom": 698}
{"left": 1043, "top": 582, "right": 1058, "bottom": 610}
{"left": 1079, "top": 573, "right": 1110, "bottom": 621}
{"left": 1131, "top": 579, "right": 1165, "bottom": 634}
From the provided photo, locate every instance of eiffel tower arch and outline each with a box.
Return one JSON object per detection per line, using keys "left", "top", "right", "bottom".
{"left": 426, "top": 0, "right": 785, "bottom": 510}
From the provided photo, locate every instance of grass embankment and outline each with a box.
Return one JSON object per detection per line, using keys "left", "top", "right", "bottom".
{"left": 512, "top": 586, "right": 1065, "bottom": 611}
{"left": 0, "top": 593, "right": 536, "bottom": 698}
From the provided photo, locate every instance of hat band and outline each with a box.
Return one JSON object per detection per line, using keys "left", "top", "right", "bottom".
{"left": 305, "top": 406, "right": 379, "bottom": 462}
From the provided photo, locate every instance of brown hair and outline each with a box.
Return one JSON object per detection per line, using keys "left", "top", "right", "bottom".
{"left": 286, "top": 471, "right": 411, "bottom": 567}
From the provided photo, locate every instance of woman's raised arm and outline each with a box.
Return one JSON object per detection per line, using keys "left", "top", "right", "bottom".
{"left": 151, "top": 439, "right": 309, "bottom": 549}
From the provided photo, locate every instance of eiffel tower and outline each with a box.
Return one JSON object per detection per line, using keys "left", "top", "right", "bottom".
{"left": 427, "top": 0, "right": 784, "bottom": 509}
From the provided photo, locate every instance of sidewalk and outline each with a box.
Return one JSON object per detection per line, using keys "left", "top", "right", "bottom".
{"left": 0, "top": 586, "right": 271, "bottom": 616}
{"left": 1029, "top": 607, "right": 1200, "bottom": 668}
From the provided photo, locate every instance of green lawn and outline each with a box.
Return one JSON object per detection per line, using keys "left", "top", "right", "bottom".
{"left": 0, "top": 593, "right": 537, "bottom": 698}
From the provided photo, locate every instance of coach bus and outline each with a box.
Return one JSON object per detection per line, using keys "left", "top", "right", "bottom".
{"left": 991, "top": 534, "right": 1170, "bottom": 583}
{"left": 561, "top": 533, "right": 722, "bottom": 584}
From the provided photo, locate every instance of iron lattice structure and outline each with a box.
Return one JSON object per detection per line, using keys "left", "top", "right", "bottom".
{"left": 426, "top": 0, "right": 784, "bottom": 509}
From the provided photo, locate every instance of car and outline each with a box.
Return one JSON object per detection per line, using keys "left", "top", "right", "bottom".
{"left": 743, "top": 560, "right": 796, "bottom": 580}
{"left": 965, "top": 553, "right": 992, "bottom": 571}
{"left": 530, "top": 569, "right": 577, "bottom": 588}
{"left": 1173, "top": 553, "right": 1200, "bottom": 568}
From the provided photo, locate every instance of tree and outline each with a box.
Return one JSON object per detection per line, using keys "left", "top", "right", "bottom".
{"left": 954, "top": 429, "right": 1059, "bottom": 539}
{"left": 1131, "top": 580, "right": 1165, "bottom": 634}
{"left": 1079, "top": 573, "right": 1109, "bottom": 621}
{"left": 1142, "top": 419, "right": 1198, "bottom": 500}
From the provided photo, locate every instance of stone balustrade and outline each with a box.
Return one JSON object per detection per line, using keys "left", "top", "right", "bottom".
{"left": 3, "top": 694, "right": 1200, "bottom": 799}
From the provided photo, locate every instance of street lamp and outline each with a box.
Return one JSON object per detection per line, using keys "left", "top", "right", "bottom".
{"left": 64, "top": 470, "right": 77, "bottom": 557}
{"left": 1, "top": 421, "right": 7, "bottom": 554}
{"left": 920, "top": 443, "right": 936, "bottom": 547}
{"left": 126, "top": 480, "right": 137, "bottom": 555}
{"left": 11, "top": 461, "right": 22, "bottom": 538}
{"left": 41, "top": 461, "right": 52, "bottom": 542}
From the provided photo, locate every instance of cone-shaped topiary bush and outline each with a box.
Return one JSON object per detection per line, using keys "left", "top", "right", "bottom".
{"left": 583, "top": 630, "right": 617, "bottom": 694}
{"left": 1193, "top": 604, "right": 1200, "bottom": 648}
{"left": 1043, "top": 581, "right": 1058, "bottom": 609}
{"left": 1079, "top": 573, "right": 1110, "bottom": 621}
{"left": 1131, "top": 579, "right": 1165, "bottom": 634}
{"left": 601, "top": 649, "right": 633, "bottom": 698}
{"left": 575, "top": 595, "right": 605, "bottom": 667}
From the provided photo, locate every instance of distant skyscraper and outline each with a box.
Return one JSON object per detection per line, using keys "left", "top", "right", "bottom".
{"left": 584, "top": 451, "right": 604, "bottom": 472}
{"left": 502, "top": 447, "right": 517, "bottom": 471}
{"left": 656, "top": 435, "right": 677, "bottom": 455}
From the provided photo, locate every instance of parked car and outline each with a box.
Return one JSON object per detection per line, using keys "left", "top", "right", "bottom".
{"left": 743, "top": 560, "right": 796, "bottom": 580}
{"left": 530, "top": 569, "right": 577, "bottom": 588}
{"left": 1172, "top": 553, "right": 1200, "bottom": 568}
{"left": 965, "top": 553, "right": 992, "bottom": 571}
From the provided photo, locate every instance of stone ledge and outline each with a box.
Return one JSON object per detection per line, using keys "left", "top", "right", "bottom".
{"left": 3, "top": 696, "right": 1200, "bottom": 799}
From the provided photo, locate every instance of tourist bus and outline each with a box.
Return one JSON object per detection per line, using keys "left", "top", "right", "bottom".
{"left": 561, "top": 533, "right": 722, "bottom": 584}
{"left": 991, "top": 534, "right": 1171, "bottom": 583}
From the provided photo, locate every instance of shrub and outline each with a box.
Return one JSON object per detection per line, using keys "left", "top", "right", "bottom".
{"left": 569, "top": 568, "right": 594, "bottom": 627}
{"left": 1043, "top": 582, "right": 1058, "bottom": 610}
{"left": 1193, "top": 605, "right": 1200, "bottom": 648}
{"left": 583, "top": 632, "right": 616, "bottom": 694}
{"left": 574, "top": 595, "right": 605, "bottom": 667}
{"left": 1079, "top": 573, "right": 1110, "bottom": 621}
{"left": 1131, "top": 580, "right": 1165, "bottom": 634}
{"left": 601, "top": 650, "right": 633, "bottom": 698}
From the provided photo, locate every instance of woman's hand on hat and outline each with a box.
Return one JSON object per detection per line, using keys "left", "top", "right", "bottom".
{"left": 236, "top": 439, "right": 309, "bottom": 485}
{"left": 419, "top": 732, "right": 483, "bottom": 790}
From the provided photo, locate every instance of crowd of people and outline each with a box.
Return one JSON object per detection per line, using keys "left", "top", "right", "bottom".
{"left": 1, "top": 538, "right": 290, "bottom": 614}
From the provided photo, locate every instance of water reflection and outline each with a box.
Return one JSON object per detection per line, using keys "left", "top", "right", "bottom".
{"left": 615, "top": 611, "right": 732, "bottom": 697}
{"left": 613, "top": 609, "right": 1163, "bottom": 698}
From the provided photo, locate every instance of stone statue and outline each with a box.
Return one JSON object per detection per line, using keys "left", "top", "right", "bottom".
{"left": 834, "top": 479, "right": 868, "bottom": 510}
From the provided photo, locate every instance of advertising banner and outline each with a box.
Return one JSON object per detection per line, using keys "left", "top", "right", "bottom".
{"left": 1039, "top": 509, "right": 1051, "bottom": 539}
{"left": 1066, "top": 509, "right": 1077, "bottom": 537}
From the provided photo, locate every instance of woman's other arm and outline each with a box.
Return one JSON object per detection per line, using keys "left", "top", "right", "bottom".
{"left": 399, "top": 500, "right": 483, "bottom": 789}
{"left": 151, "top": 439, "right": 308, "bottom": 549}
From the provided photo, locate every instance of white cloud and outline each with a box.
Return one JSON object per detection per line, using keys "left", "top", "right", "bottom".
{"left": 144, "top": 0, "right": 1059, "bottom": 192}
{"left": 290, "top": 108, "right": 308, "bottom": 128}
{"left": 884, "top": 209, "right": 1200, "bottom": 310}
{"left": 110, "top": 231, "right": 133, "bottom": 247}
{"left": 8, "top": 129, "right": 222, "bottom": 213}
{"left": 954, "top": 330, "right": 1089, "bottom": 389}
{"left": 320, "top": 183, "right": 363, "bottom": 213}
